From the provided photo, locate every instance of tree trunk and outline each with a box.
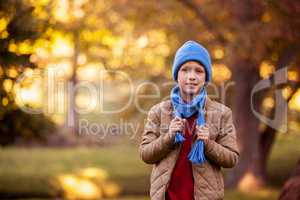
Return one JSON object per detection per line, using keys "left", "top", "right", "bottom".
{"left": 67, "top": 30, "right": 79, "bottom": 137}
{"left": 225, "top": 59, "right": 267, "bottom": 190}
{"left": 258, "top": 126, "right": 277, "bottom": 182}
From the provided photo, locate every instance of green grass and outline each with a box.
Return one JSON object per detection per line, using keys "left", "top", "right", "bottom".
{"left": 267, "top": 133, "right": 300, "bottom": 186}
{"left": 224, "top": 188, "right": 279, "bottom": 200}
{"left": 0, "top": 145, "right": 151, "bottom": 198}
{"left": 0, "top": 132, "right": 299, "bottom": 199}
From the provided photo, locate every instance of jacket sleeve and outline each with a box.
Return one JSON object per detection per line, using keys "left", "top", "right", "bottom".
{"left": 139, "top": 104, "right": 175, "bottom": 164}
{"left": 204, "top": 109, "right": 240, "bottom": 168}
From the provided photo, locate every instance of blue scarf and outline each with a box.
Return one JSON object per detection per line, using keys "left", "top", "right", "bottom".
{"left": 170, "top": 84, "right": 207, "bottom": 164}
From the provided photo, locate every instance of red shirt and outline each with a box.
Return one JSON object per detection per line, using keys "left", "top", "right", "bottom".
{"left": 166, "top": 113, "right": 198, "bottom": 200}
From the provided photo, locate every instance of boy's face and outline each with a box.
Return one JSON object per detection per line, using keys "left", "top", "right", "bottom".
{"left": 177, "top": 61, "right": 206, "bottom": 98}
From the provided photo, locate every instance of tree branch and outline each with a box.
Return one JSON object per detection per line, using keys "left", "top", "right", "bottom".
{"left": 178, "top": 0, "right": 227, "bottom": 45}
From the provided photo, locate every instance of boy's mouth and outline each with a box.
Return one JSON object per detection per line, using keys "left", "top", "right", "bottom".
{"left": 185, "top": 83, "right": 198, "bottom": 86}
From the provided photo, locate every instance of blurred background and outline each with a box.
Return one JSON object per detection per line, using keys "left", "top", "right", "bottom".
{"left": 0, "top": 0, "right": 299, "bottom": 199}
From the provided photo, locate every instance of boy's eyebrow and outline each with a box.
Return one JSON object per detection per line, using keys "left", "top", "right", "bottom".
{"left": 182, "top": 64, "right": 195, "bottom": 68}
{"left": 182, "top": 64, "right": 204, "bottom": 70}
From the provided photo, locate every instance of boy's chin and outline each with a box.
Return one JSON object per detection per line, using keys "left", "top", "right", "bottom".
{"left": 183, "top": 89, "right": 199, "bottom": 96}
{"left": 182, "top": 86, "right": 203, "bottom": 95}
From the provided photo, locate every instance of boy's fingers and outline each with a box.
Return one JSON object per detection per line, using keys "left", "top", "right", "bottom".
{"left": 174, "top": 116, "right": 181, "bottom": 120}
{"left": 172, "top": 123, "right": 183, "bottom": 129}
{"left": 203, "top": 124, "right": 209, "bottom": 129}
{"left": 174, "top": 117, "right": 186, "bottom": 122}
{"left": 197, "top": 124, "right": 208, "bottom": 130}
{"left": 173, "top": 121, "right": 182, "bottom": 126}
{"left": 175, "top": 123, "right": 184, "bottom": 128}
{"left": 179, "top": 118, "right": 186, "bottom": 125}
{"left": 174, "top": 120, "right": 185, "bottom": 126}
{"left": 197, "top": 136, "right": 209, "bottom": 141}
{"left": 172, "top": 118, "right": 181, "bottom": 124}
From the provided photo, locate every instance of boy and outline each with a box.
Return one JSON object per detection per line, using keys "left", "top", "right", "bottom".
{"left": 139, "top": 40, "right": 240, "bottom": 200}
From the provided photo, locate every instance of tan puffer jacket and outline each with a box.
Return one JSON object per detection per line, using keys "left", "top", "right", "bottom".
{"left": 139, "top": 96, "right": 240, "bottom": 200}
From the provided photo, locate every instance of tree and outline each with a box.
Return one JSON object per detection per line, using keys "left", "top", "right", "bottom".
{"left": 0, "top": 0, "right": 55, "bottom": 145}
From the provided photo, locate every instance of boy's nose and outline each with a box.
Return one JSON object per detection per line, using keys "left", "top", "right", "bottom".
{"left": 187, "top": 73, "right": 196, "bottom": 80}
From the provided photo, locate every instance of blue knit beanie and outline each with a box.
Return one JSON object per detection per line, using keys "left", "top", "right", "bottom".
{"left": 172, "top": 40, "right": 212, "bottom": 83}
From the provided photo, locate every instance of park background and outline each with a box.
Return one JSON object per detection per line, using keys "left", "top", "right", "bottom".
{"left": 0, "top": 0, "right": 299, "bottom": 199}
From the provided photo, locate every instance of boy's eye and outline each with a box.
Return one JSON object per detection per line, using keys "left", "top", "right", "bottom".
{"left": 182, "top": 68, "right": 188, "bottom": 71}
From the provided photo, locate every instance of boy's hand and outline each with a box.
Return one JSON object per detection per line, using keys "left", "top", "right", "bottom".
{"left": 195, "top": 125, "right": 210, "bottom": 141}
{"left": 168, "top": 117, "right": 186, "bottom": 137}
